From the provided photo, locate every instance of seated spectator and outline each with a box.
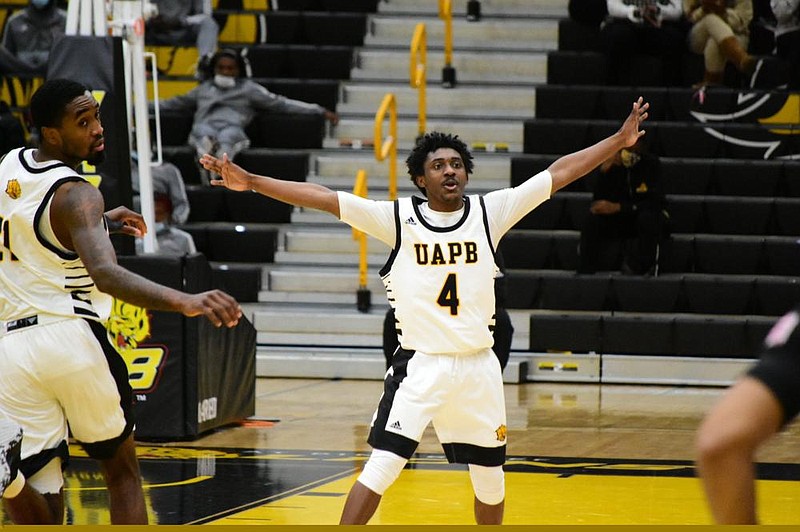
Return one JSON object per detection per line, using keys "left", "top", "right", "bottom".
{"left": 0, "top": 0, "right": 66, "bottom": 75}
{"left": 145, "top": 0, "right": 219, "bottom": 75}
{"left": 577, "top": 139, "right": 670, "bottom": 276}
{"left": 133, "top": 159, "right": 196, "bottom": 256}
{"left": 600, "top": 0, "right": 690, "bottom": 86}
{"left": 154, "top": 49, "right": 339, "bottom": 184}
{"left": 749, "top": 0, "right": 800, "bottom": 88}
{"left": 685, "top": 0, "right": 757, "bottom": 88}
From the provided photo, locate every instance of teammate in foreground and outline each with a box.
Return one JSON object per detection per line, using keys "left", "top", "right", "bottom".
{"left": 696, "top": 304, "right": 800, "bottom": 523}
{"left": 0, "top": 78, "right": 241, "bottom": 524}
{"left": 201, "top": 97, "right": 649, "bottom": 524}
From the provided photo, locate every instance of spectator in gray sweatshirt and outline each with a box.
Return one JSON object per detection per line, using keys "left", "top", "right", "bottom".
{"left": 0, "top": 0, "right": 66, "bottom": 75}
{"left": 154, "top": 49, "right": 339, "bottom": 184}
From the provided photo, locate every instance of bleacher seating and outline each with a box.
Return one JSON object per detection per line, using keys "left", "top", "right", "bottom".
{"left": 512, "top": 13, "right": 800, "bottom": 361}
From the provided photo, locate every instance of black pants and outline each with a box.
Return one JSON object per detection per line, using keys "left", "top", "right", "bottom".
{"left": 578, "top": 208, "right": 666, "bottom": 274}
{"left": 599, "top": 19, "right": 688, "bottom": 86}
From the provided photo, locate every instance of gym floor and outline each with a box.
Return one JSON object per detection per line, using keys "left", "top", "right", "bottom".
{"left": 2, "top": 378, "right": 800, "bottom": 525}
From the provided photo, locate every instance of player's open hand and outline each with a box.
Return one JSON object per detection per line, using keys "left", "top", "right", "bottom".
{"left": 199, "top": 153, "right": 252, "bottom": 192}
{"left": 618, "top": 97, "right": 649, "bottom": 148}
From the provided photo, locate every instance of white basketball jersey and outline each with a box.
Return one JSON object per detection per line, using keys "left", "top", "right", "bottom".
{"left": 381, "top": 195, "right": 498, "bottom": 354}
{"left": 0, "top": 148, "right": 111, "bottom": 322}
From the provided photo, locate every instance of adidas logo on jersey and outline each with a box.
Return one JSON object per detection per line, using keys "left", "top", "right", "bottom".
{"left": 389, "top": 420, "right": 402, "bottom": 431}
{"left": 404, "top": 217, "right": 417, "bottom": 225}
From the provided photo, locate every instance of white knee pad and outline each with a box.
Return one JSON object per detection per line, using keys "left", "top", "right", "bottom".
{"left": 27, "top": 457, "right": 64, "bottom": 495}
{"left": 356, "top": 449, "right": 407, "bottom": 496}
{"left": 469, "top": 464, "right": 505, "bottom": 506}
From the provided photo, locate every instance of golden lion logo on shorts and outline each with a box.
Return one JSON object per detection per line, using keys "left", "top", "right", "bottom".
{"left": 5, "top": 179, "right": 21, "bottom": 200}
{"left": 495, "top": 424, "right": 507, "bottom": 442}
{"left": 106, "top": 298, "right": 151, "bottom": 349}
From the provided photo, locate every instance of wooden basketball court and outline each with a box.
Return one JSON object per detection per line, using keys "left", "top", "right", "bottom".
{"left": 2, "top": 378, "right": 799, "bottom": 525}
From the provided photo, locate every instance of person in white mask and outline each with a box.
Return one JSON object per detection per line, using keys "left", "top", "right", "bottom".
{"left": 154, "top": 49, "right": 339, "bottom": 184}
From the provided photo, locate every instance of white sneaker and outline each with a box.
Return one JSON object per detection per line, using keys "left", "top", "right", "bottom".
{"left": 0, "top": 419, "right": 22, "bottom": 498}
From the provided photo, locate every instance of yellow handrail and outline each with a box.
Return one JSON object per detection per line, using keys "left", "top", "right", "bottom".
{"left": 438, "top": 0, "right": 453, "bottom": 68}
{"left": 351, "top": 169, "right": 369, "bottom": 290}
{"left": 410, "top": 23, "right": 427, "bottom": 138}
{"left": 374, "top": 93, "right": 398, "bottom": 200}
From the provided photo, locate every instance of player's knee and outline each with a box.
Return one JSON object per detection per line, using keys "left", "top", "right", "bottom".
{"left": 356, "top": 449, "right": 407, "bottom": 496}
{"left": 469, "top": 464, "right": 505, "bottom": 506}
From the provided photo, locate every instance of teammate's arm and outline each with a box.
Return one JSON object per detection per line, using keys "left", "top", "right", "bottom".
{"left": 50, "top": 181, "right": 241, "bottom": 327}
{"left": 200, "top": 153, "right": 341, "bottom": 217}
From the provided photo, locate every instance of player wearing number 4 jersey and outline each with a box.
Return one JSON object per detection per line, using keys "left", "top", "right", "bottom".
{"left": 200, "top": 96, "right": 650, "bottom": 524}
{"left": 0, "top": 78, "right": 242, "bottom": 525}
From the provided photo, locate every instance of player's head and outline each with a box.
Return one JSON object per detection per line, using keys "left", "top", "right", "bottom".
{"left": 30, "top": 78, "right": 105, "bottom": 166}
{"left": 211, "top": 49, "right": 247, "bottom": 80}
{"left": 406, "top": 132, "right": 474, "bottom": 196}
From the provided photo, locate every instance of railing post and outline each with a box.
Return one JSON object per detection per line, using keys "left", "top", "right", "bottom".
{"left": 439, "top": 0, "right": 456, "bottom": 88}
{"left": 374, "top": 93, "right": 398, "bottom": 200}
{"left": 410, "top": 23, "right": 427, "bottom": 139}
{"left": 352, "top": 169, "right": 371, "bottom": 312}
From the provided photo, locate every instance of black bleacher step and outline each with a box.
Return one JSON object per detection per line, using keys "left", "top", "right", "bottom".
{"left": 180, "top": 222, "right": 278, "bottom": 263}
{"left": 527, "top": 310, "right": 776, "bottom": 358}
{"left": 505, "top": 269, "right": 799, "bottom": 315}
{"left": 210, "top": 262, "right": 263, "bottom": 302}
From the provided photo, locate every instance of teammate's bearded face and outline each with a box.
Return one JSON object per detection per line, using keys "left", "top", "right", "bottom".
{"left": 416, "top": 147, "right": 469, "bottom": 212}
{"left": 57, "top": 92, "right": 106, "bottom": 167}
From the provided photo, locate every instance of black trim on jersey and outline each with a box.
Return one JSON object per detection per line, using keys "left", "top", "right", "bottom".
{"left": 76, "top": 319, "right": 135, "bottom": 459}
{"left": 478, "top": 196, "right": 497, "bottom": 260}
{"left": 379, "top": 199, "right": 402, "bottom": 278}
{"left": 442, "top": 442, "right": 506, "bottom": 467}
{"left": 367, "top": 347, "right": 420, "bottom": 459}
{"left": 18, "top": 440, "right": 69, "bottom": 479}
{"left": 33, "top": 176, "right": 85, "bottom": 261}
{"left": 411, "top": 195, "right": 470, "bottom": 233}
{"left": 17, "top": 148, "right": 73, "bottom": 175}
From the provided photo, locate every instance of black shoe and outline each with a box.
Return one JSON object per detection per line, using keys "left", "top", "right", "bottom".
{"left": 0, "top": 419, "right": 22, "bottom": 498}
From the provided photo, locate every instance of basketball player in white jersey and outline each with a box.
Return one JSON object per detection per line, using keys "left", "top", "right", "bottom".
{"left": 0, "top": 78, "right": 242, "bottom": 524}
{"left": 200, "top": 97, "right": 650, "bottom": 524}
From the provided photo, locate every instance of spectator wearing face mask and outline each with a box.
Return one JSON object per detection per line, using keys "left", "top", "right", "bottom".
{"left": 577, "top": 139, "right": 670, "bottom": 276}
{"left": 0, "top": 0, "right": 66, "bottom": 75}
{"left": 131, "top": 155, "right": 196, "bottom": 256}
{"left": 153, "top": 49, "right": 339, "bottom": 184}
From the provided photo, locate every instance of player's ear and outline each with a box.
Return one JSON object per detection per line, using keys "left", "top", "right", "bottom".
{"left": 39, "top": 126, "right": 60, "bottom": 147}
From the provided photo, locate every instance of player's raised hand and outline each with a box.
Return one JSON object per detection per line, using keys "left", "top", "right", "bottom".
{"left": 618, "top": 97, "right": 649, "bottom": 148}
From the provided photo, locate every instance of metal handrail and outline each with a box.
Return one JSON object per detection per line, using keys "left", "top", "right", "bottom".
{"left": 374, "top": 93, "right": 398, "bottom": 200}
{"left": 352, "top": 169, "right": 371, "bottom": 311}
{"left": 438, "top": 0, "right": 456, "bottom": 87}
{"left": 410, "top": 23, "right": 427, "bottom": 138}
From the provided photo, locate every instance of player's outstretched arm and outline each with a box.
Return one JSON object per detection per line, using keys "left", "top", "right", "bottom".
{"left": 548, "top": 97, "right": 649, "bottom": 193}
{"left": 201, "top": 153, "right": 341, "bottom": 217}
{"left": 53, "top": 181, "right": 242, "bottom": 328}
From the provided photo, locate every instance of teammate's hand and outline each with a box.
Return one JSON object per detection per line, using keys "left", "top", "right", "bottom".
{"left": 105, "top": 206, "right": 146, "bottom": 237}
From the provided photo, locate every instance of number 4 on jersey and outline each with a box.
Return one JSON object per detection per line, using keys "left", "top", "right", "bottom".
{"left": 437, "top": 273, "right": 459, "bottom": 315}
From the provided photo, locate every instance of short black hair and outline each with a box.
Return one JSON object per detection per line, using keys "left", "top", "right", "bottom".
{"left": 406, "top": 132, "right": 474, "bottom": 195}
{"left": 29, "top": 78, "right": 90, "bottom": 129}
